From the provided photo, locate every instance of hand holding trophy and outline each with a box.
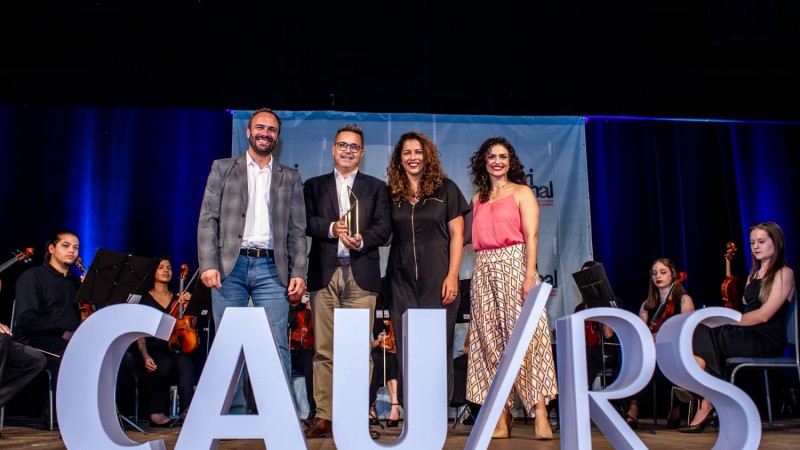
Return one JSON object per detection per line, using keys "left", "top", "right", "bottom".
{"left": 338, "top": 186, "right": 361, "bottom": 249}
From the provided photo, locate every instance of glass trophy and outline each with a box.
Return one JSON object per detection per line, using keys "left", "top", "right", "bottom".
{"left": 342, "top": 186, "right": 360, "bottom": 236}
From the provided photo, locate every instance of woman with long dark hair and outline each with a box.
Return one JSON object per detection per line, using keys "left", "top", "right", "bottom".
{"left": 624, "top": 258, "right": 694, "bottom": 429}
{"left": 136, "top": 256, "right": 195, "bottom": 427}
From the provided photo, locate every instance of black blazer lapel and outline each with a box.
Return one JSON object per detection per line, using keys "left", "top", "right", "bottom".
{"left": 325, "top": 173, "right": 339, "bottom": 219}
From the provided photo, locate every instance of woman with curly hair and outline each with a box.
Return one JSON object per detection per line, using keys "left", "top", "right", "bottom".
{"left": 464, "top": 136, "right": 557, "bottom": 440}
{"left": 385, "top": 131, "right": 470, "bottom": 411}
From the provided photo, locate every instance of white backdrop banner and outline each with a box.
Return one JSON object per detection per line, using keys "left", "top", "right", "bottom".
{"left": 231, "top": 111, "right": 591, "bottom": 325}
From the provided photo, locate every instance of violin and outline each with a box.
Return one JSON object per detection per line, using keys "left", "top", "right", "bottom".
{"left": 289, "top": 299, "right": 314, "bottom": 351}
{"left": 0, "top": 247, "right": 33, "bottom": 292}
{"left": 575, "top": 302, "right": 602, "bottom": 347}
{"left": 648, "top": 271, "right": 687, "bottom": 333}
{"left": 75, "top": 257, "right": 96, "bottom": 321}
{"left": 167, "top": 264, "right": 200, "bottom": 354}
{"left": 379, "top": 320, "right": 396, "bottom": 354}
{"left": 721, "top": 242, "right": 743, "bottom": 312}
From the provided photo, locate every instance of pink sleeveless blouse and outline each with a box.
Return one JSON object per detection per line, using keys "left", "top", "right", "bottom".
{"left": 472, "top": 194, "right": 524, "bottom": 251}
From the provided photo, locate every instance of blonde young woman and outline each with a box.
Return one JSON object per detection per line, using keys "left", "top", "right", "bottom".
{"left": 679, "top": 222, "right": 795, "bottom": 433}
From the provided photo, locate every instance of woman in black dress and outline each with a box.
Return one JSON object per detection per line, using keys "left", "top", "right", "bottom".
{"left": 136, "top": 256, "right": 195, "bottom": 427}
{"left": 625, "top": 258, "right": 694, "bottom": 428}
{"left": 678, "top": 222, "right": 795, "bottom": 432}
{"left": 385, "top": 131, "right": 470, "bottom": 405}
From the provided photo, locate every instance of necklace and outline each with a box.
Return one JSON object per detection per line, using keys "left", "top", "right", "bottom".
{"left": 152, "top": 289, "right": 170, "bottom": 296}
{"left": 493, "top": 182, "right": 510, "bottom": 191}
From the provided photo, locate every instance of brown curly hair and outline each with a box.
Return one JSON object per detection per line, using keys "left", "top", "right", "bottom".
{"left": 387, "top": 131, "right": 446, "bottom": 203}
{"left": 468, "top": 136, "right": 526, "bottom": 203}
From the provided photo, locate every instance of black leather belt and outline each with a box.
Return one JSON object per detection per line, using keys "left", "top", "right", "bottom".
{"left": 240, "top": 248, "right": 274, "bottom": 258}
{"left": 335, "top": 257, "right": 351, "bottom": 266}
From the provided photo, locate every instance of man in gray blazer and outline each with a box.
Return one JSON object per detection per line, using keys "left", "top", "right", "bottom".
{"left": 197, "top": 107, "right": 307, "bottom": 414}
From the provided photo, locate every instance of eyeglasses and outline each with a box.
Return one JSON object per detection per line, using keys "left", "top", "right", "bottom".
{"left": 335, "top": 141, "right": 363, "bottom": 153}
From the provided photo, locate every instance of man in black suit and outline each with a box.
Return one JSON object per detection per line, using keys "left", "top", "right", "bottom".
{"left": 302, "top": 123, "right": 391, "bottom": 438}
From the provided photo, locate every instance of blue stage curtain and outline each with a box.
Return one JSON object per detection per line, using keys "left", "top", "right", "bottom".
{"left": 1, "top": 105, "right": 798, "bottom": 322}
{"left": 585, "top": 117, "right": 800, "bottom": 313}
{"left": 0, "top": 104, "right": 232, "bottom": 321}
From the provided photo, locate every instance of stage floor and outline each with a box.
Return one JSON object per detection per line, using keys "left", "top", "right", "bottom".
{"left": 2, "top": 415, "right": 800, "bottom": 449}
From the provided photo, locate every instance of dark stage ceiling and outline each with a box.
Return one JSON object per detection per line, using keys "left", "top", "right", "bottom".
{"left": 1, "top": 1, "right": 798, "bottom": 121}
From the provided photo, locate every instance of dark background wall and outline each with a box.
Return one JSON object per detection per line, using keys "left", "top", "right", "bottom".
{"left": 0, "top": 2, "right": 798, "bottom": 334}
{"left": 1, "top": 1, "right": 798, "bottom": 120}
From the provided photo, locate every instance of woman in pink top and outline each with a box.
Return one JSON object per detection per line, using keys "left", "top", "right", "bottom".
{"left": 464, "top": 136, "right": 557, "bottom": 440}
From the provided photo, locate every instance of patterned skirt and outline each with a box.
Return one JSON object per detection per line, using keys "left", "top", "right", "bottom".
{"left": 465, "top": 243, "right": 558, "bottom": 414}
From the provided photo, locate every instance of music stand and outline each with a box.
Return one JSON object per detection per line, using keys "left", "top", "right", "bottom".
{"left": 74, "top": 248, "right": 159, "bottom": 434}
{"left": 571, "top": 263, "right": 620, "bottom": 390}
{"left": 185, "top": 282, "right": 215, "bottom": 356}
{"left": 183, "top": 282, "right": 212, "bottom": 317}
{"left": 571, "top": 263, "right": 619, "bottom": 309}
{"left": 75, "top": 248, "right": 160, "bottom": 306}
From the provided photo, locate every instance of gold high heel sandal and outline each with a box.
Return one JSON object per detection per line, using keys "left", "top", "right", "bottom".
{"left": 535, "top": 413, "right": 554, "bottom": 440}
{"left": 492, "top": 411, "right": 513, "bottom": 439}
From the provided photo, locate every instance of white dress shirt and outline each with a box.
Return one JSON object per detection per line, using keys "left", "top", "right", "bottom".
{"left": 242, "top": 152, "right": 273, "bottom": 249}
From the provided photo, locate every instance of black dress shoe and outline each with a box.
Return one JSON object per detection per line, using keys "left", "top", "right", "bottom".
{"left": 303, "top": 410, "right": 317, "bottom": 428}
{"left": 304, "top": 418, "right": 332, "bottom": 438}
{"left": 624, "top": 415, "right": 638, "bottom": 430}
{"left": 677, "top": 410, "right": 717, "bottom": 433}
{"left": 370, "top": 430, "right": 380, "bottom": 440}
{"left": 369, "top": 409, "right": 380, "bottom": 426}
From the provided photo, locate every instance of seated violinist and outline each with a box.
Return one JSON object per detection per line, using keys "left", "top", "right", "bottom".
{"left": 136, "top": 256, "right": 195, "bottom": 427}
{"left": 624, "top": 258, "right": 694, "bottom": 429}
{"left": 288, "top": 290, "right": 316, "bottom": 425}
{"left": 368, "top": 318, "right": 401, "bottom": 427}
{"left": 12, "top": 229, "right": 139, "bottom": 424}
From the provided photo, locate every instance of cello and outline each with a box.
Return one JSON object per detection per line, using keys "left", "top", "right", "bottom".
{"left": 167, "top": 264, "right": 200, "bottom": 354}
{"left": 721, "top": 242, "right": 743, "bottom": 312}
{"left": 648, "top": 271, "right": 687, "bottom": 333}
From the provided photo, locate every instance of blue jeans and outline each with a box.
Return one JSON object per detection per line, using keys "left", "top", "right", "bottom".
{"left": 211, "top": 254, "right": 290, "bottom": 414}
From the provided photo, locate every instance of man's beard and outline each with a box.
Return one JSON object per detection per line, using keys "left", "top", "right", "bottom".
{"left": 250, "top": 136, "right": 276, "bottom": 156}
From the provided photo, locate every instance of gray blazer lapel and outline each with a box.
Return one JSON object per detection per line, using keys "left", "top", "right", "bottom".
{"left": 235, "top": 154, "right": 249, "bottom": 209}
{"left": 270, "top": 162, "right": 283, "bottom": 216}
